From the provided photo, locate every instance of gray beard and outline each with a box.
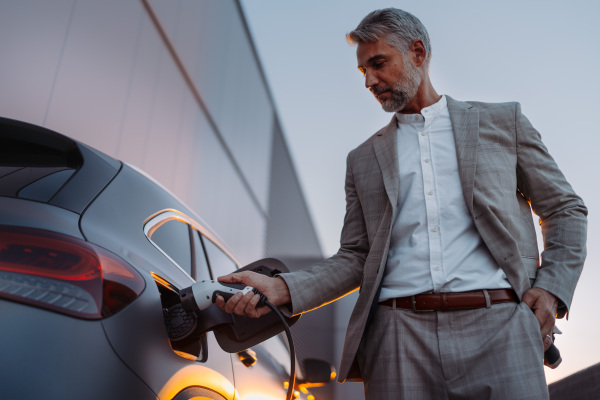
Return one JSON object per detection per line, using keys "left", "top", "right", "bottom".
{"left": 379, "top": 61, "right": 422, "bottom": 113}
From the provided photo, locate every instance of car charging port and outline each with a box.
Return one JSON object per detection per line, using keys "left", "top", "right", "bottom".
{"left": 152, "top": 273, "right": 212, "bottom": 362}
{"left": 164, "top": 303, "right": 197, "bottom": 342}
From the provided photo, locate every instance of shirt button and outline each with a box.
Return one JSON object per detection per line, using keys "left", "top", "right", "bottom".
{"left": 420, "top": 131, "right": 426, "bottom": 136}
{"left": 434, "top": 265, "right": 440, "bottom": 271}
{"left": 414, "top": 116, "right": 418, "bottom": 121}
{"left": 424, "top": 159, "right": 430, "bottom": 163}
{"left": 428, "top": 190, "right": 433, "bottom": 195}
{"left": 432, "top": 227, "right": 438, "bottom": 232}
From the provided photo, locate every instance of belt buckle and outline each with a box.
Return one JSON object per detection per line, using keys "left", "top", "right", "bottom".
{"left": 411, "top": 295, "right": 435, "bottom": 313}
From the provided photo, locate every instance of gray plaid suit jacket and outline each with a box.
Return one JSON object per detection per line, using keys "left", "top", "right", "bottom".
{"left": 279, "top": 96, "right": 587, "bottom": 382}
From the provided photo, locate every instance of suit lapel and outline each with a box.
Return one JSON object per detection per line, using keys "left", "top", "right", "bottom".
{"left": 447, "top": 96, "right": 479, "bottom": 214}
{"left": 373, "top": 117, "right": 400, "bottom": 215}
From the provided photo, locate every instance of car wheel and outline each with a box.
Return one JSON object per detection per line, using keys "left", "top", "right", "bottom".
{"left": 172, "top": 386, "right": 227, "bottom": 400}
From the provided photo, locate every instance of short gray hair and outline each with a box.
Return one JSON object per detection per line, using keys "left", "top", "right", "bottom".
{"left": 347, "top": 8, "right": 431, "bottom": 64}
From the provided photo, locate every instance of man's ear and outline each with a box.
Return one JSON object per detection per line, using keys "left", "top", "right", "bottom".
{"left": 410, "top": 39, "right": 428, "bottom": 68}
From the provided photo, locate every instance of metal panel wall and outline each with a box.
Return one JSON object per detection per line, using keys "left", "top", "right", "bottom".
{"left": 265, "top": 117, "right": 322, "bottom": 261}
{"left": 0, "top": 0, "right": 76, "bottom": 125}
{"left": 0, "top": 0, "right": 303, "bottom": 268}
{"left": 148, "top": 0, "right": 274, "bottom": 213}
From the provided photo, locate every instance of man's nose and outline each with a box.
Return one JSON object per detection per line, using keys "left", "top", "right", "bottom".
{"left": 365, "top": 71, "right": 378, "bottom": 90}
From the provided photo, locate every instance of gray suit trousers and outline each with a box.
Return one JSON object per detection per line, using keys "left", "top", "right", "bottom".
{"left": 357, "top": 301, "right": 548, "bottom": 399}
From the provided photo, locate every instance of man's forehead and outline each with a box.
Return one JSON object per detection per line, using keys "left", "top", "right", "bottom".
{"left": 357, "top": 39, "right": 398, "bottom": 66}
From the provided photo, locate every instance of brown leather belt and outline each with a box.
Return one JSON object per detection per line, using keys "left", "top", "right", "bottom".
{"left": 380, "top": 289, "right": 518, "bottom": 312}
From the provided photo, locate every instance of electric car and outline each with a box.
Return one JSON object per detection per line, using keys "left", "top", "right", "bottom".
{"left": 0, "top": 117, "right": 333, "bottom": 400}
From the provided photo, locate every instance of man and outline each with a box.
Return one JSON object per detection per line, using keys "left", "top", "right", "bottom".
{"left": 217, "top": 8, "right": 587, "bottom": 399}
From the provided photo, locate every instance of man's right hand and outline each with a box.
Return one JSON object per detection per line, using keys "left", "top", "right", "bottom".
{"left": 215, "top": 271, "right": 292, "bottom": 318}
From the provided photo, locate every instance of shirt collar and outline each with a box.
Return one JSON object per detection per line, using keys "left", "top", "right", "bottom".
{"left": 395, "top": 95, "right": 447, "bottom": 125}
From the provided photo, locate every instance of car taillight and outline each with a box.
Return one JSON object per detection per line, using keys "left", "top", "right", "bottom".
{"left": 0, "top": 226, "right": 145, "bottom": 319}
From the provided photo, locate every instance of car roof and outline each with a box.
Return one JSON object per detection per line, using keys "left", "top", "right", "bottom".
{"left": 0, "top": 117, "right": 120, "bottom": 213}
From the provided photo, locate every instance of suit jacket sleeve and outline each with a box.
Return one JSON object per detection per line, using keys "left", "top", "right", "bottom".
{"left": 278, "top": 152, "right": 369, "bottom": 315}
{"left": 515, "top": 103, "right": 587, "bottom": 316}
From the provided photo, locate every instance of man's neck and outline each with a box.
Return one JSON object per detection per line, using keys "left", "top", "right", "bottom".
{"left": 399, "top": 80, "right": 441, "bottom": 114}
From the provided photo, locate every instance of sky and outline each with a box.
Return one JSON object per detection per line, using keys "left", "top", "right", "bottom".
{"left": 240, "top": 0, "right": 600, "bottom": 384}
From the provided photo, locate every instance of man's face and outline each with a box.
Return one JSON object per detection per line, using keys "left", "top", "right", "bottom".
{"left": 357, "top": 38, "right": 421, "bottom": 113}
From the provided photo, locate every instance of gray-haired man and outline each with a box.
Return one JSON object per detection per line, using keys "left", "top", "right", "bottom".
{"left": 218, "top": 8, "right": 587, "bottom": 399}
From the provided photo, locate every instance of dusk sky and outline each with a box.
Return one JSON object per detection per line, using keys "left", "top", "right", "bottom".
{"left": 240, "top": 0, "right": 600, "bottom": 384}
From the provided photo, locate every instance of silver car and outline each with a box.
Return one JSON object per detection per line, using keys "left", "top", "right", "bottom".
{"left": 0, "top": 117, "right": 333, "bottom": 400}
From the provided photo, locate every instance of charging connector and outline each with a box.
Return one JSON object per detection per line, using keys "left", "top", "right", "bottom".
{"left": 178, "top": 279, "right": 296, "bottom": 400}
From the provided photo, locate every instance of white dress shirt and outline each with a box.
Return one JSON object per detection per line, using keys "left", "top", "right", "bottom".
{"left": 379, "top": 95, "right": 511, "bottom": 301}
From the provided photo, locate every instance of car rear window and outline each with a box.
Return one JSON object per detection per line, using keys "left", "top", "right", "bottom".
{"left": 0, "top": 166, "right": 75, "bottom": 202}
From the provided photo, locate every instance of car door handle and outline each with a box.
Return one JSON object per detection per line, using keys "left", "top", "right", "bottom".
{"left": 237, "top": 349, "right": 257, "bottom": 367}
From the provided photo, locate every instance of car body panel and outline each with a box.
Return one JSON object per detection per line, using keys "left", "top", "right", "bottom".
{"left": 79, "top": 164, "right": 194, "bottom": 289}
{"left": 100, "top": 279, "right": 237, "bottom": 400}
{"left": 0, "top": 301, "right": 157, "bottom": 399}
{"left": 0, "top": 197, "right": 83, "bottom": 239}
{"left": 232, "top": 337, "right": 296, "bottom": 400}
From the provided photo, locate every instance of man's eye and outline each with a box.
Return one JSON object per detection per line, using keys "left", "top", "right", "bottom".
{"left": 375, "top": 61, "right": 384, "bottom": 69}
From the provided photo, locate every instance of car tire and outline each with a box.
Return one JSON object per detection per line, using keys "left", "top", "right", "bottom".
{"left": 172, "top": 386, "right": 227, "bottom": 400}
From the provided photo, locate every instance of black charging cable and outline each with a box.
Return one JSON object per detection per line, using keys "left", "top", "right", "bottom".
{"left": 253, "top": 290, "right": 296, "bottom": 400}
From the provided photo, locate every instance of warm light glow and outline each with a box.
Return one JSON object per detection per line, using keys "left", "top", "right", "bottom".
{"left": 283, "top": 381, "right": 289, "bottom": 389}
{"left": 150, "top": 271, "right": 173, "bottom": 289}
{"left": 300, "top": 386, "right": 308, "bottom": 394}
{"left": 304, "top": 287, "right": 359, "bottom": 312}
{"left": 307, "top": 396, "right": 315, "bottom": 400}
{"left": 293, "top": 391, "right": 300, "bottom": 399}
{"left": 330, "top": 371, "right": 337, "bottom": 380}
{"left": 172, "top": 350, "right": 196, "bottom": 361}
{"left": 157, "top": 365, "right": 236, "bottom": 400}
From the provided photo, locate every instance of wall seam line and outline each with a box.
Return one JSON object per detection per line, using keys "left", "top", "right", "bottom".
{"left": 140, "top": 0, "right": 267, "bottom": 218}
